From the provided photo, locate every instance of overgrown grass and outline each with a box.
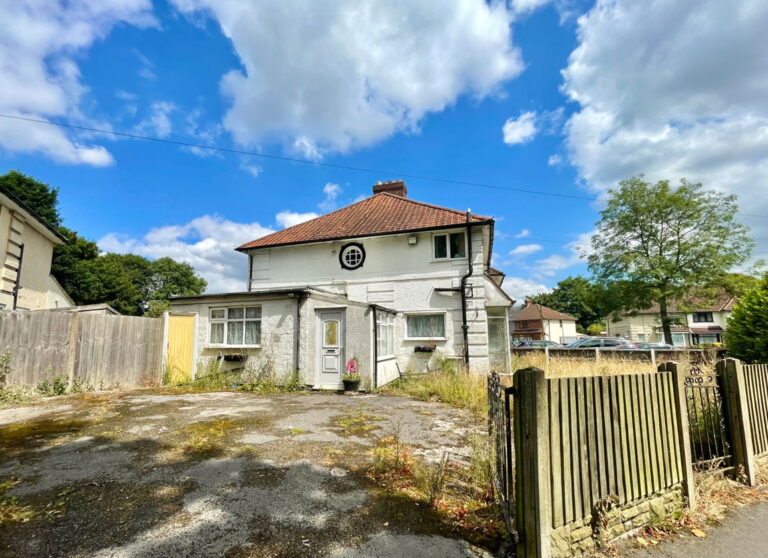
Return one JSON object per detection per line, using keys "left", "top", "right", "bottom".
{"left": 510, "top": 351, "right": 717, "bottom": 378}
{"left": 378, "top": 370, "right": 487, "bottom": 416}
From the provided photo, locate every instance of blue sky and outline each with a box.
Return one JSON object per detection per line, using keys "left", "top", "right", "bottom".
{"left": 1, "top": 0, "right": 766, "bottom": 298}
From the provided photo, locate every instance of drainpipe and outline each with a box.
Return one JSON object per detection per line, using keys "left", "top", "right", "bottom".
{"left": 293, "top": 292, "right": 305, "bottom": 375}
{"left": 371, "top": 305, "right": 378, "bottom": 389}
{"left": 460, "top": 211, "right": 473, "bottom": 369}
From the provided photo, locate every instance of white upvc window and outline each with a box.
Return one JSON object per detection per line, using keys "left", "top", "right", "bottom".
{"left": 433, "top": 232, "right": 466, "bottom": 260}
{"left": 406, "top": 313, "right": 446, "bottom": 340}
{"left": 376, "top": 312, "right": 395, "bottom": 359}
{"left": 209, "top": 306, "right": 262, "bottom": 347}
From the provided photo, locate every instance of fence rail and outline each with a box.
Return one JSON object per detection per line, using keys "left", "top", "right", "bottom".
{"left": 0, "top": 310, "right": 164, "bottom": 388}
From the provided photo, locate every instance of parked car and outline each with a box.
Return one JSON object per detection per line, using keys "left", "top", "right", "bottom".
{"left": 637, "top": 342, "right": 677, "bottom": 350}
{"left": 513, "top": 339, "right": 563, "bottom": 348}
{"left": 564, "top": 337, "right": 640, "bottom": 349}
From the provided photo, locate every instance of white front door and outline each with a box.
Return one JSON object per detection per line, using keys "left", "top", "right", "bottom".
{"left": 317, "top": 310, "right": 345, "bottom": 388}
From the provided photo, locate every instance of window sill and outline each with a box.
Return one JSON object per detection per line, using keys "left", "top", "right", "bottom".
{"left": 404, "top": 337, "right": 447, "bottom": 342}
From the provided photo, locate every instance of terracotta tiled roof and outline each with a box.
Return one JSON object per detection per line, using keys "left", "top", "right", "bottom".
{"left": 634, "top": 291, "right": 736, "bottom": 314}
{"left": 512, "top": 303, "right": 577, "bottom": 322}
{"left": 237, "top": 193, "right": 492, "bottom": 251}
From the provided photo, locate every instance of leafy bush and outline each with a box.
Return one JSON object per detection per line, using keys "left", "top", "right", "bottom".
{"left": 725, "top": 274, "right": 768, "bottom": 363}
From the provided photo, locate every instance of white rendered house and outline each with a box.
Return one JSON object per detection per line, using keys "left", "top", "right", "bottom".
{"left": 168, "top": 180, "right": 513, "bottom": 389}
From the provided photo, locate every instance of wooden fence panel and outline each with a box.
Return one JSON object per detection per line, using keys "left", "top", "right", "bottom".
{"left": 743, "top": 363, "right": 768, "bottom": 457}
{"left": 0, "top": 310, "right": 163, "bottom": 388}
{"left": 0, "top": 311, "right": 72, "bottom": 384}
{"left": 547, "top": 371, "right": 681, "bottom": 529}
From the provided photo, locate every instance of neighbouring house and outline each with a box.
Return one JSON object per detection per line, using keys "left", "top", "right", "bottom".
{"left": 508, "top": 300, "right": 579, "bottom": 344}
{"left": 167, "top": 180, "right": 513, "bottom": 389}
{"left": 0, "top": 185, "right": 73, "bottom": 311}
{"left": 605, "top": 292, "right": 736, "bottom": 347}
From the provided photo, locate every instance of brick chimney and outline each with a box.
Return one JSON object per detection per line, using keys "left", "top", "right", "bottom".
{"left": 372, "top": 180, "right": 407, "bottom": 198}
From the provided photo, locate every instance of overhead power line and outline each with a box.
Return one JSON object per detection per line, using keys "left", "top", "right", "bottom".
{"left": 1, "top": 113, "right": 767, "bottom": 219}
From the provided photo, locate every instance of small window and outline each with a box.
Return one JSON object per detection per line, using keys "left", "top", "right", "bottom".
{"left": 406, "top": 314, "right": 445, "bottom": 339}
{"left": 693, "top": 312, "right": 713, "bottom": 323}
{"left": 209, "top": 305, "right": 262, "bottom": 347}
{"left": 376, "top": 312, "right": 395, "bottom": 359}
{"left": 433, "top": 232, "right": 466, "bottom": 259}
{"left": 637, "top": 334, "right": 646, "bottom": 342}
{"left": 339, "top": 242, "right": 365, "bottom": 270}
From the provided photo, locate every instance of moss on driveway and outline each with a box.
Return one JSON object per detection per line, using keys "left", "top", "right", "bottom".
{"left": 0, "top": 390, "right": 497, "bottom": 558}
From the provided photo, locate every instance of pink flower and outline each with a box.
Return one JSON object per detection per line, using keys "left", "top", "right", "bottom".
{"left": 345, "top": 358, "right": 358, "bottom": 374}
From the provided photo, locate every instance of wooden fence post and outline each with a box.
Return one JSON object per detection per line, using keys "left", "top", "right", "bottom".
{"left": 716, "top": 358, "right": 758, "bottom": 486}
{"left": 65, "top": 311, "right": 80, "bottom": 389}
{"left": 514, "top": 367, "right": 551, "bottom": 558}
{"left": 659, "top": 361, "right": 697, "bottom": 508}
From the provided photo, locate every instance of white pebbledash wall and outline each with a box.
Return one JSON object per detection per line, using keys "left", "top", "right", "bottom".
{"left": 246, "top": 224, "right": 509, "bottom": 375}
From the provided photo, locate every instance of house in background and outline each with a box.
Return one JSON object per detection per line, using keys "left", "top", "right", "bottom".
{"left": 509, "top": 300, "right": 579, "bottom": 344}
{"left": 168, "top": 180, "right": 513, "bottom": 389}
{"left": 0, "top": 185, "right": 73, "bottom": 311}
{"left": 605, "top": 292, "right": 736, "bottom": 347}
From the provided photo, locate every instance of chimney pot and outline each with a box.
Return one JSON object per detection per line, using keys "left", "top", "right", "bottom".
{"left": 372, "top": 180, "right": 407, "bottom": 198}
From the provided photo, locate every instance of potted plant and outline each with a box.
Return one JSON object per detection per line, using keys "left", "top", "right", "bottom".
{"left": 342, "top": 358, "right": 361, "bottom": 392}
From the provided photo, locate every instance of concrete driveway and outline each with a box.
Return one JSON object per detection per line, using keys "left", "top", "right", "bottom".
{"left": 0, "top": 390, "right": 493, "bottom": 558}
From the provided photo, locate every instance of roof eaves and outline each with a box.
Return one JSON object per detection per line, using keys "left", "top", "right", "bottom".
{"left": 236, "top": 219, "right": 495, "bottom": 252}
{"left": 0, "top": 185, "right": 68, "bottom": 244}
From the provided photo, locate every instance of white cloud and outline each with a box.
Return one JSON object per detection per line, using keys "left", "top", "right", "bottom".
{"left": 532, "top": 231, "right": 592, "bottom": 276}
{"left": 502, "top": 277, "right": 550, "bottom": 303}
{"left": 502, "top": 111, "right": 538, "bottom": 145}
{"left": 133, "top": 101, "right": 176, "bottom": 138}
{"left": 239, "top": 162, "right": 262, "bottom": 178}
{"left": 509, "top": 243, "right": 543, "bottom": 256}
{"left": 98, "top": 215, "right": 274, "bottom": 293}
{"left": 548, "top": 154, "right": 563, "bottom": 166}
{"left": 319, "top": 182, "right": 341, "bottom": 211}
{"left": 562, "top": 0, "right": 768, "bottom": 261}
{"left": 0, "top": 0, "right": 155, "bottom": 165}
{"left": 275, "top": 211, "right": 320, "bottom": 229}
{"left": 510, "top": 0, "right": 552, "bottom": 16}
{"left": 513, "top": 229, "right": 531, "bottom": 239}
{"left": 170, "top": 0, "right": 522, "bottom": 157}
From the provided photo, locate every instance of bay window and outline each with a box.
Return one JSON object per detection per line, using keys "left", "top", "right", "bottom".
{"left": 209, "top": 306, "right": 262, "bottom": 347}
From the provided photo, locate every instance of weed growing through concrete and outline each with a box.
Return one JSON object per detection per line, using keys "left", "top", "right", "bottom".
{"left": 333, "top": 406, "right": 384, "bottom": 437}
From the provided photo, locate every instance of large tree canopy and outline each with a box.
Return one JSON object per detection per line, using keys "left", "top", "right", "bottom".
{"left": 588, "top": 177, "right": 753, "bottom": 344}
{"left": 2, "top": 170, "right": 207, "bottom": 315}
{"left": 0, "top": 170, "right": 62, "bottom": 227}
{"left": 529, "top": 276, "right": 616, "bottom": 332}
{"left": 725, "top": 274, "right": 768, "bottom": 363}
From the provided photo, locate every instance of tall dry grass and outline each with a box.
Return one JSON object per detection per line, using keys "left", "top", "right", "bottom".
{"left": 510, "top": 351, "right": 716, "bottom": 378}
{"left": 378, "top": 370, "right": 488, "bottom": 417}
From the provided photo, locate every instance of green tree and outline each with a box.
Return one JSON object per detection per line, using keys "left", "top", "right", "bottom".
{"left": 529, "top": 276, "right": 615, "bottom": 332}
{"left": 0, "top": 170, "right": 62, "bottom": 227}
{"left": 725, "top": 274, "right": 768, "bottom": 363}
{"left": 588, "top": 177, "right": 753, "bottom": 344}
{"left": 721, "top": 272, "right": 761, "bottom": 298}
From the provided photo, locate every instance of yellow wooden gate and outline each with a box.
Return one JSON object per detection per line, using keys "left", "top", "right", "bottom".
{"left": 166, "top": 314, "right": 195, "bottom": 384}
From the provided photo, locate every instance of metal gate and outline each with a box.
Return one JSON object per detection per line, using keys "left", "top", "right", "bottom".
{"left": 488, "top": 372, "right": 515, "bottom": 534}
{"left": 685, "top": 364, "right": 732, "bottom": 471}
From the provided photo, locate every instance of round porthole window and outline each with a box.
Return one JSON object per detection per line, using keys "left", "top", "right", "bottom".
{"left": 339, "top": 242, "right": 365, "bottom": 270}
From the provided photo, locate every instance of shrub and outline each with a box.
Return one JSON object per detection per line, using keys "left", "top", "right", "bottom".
{"left": 725, "top": 274, "right": 768, "bottom": 363}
